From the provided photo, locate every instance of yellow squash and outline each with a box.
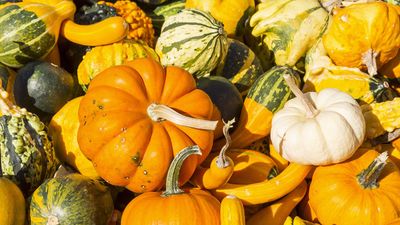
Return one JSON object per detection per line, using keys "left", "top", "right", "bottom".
{"left": 220, "top": 195, "right": 245, "bottom": 225}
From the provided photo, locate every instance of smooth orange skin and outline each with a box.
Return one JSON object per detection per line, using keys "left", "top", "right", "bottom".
{"left": 121, "top": 188, "right": 220, "bottom": 225}
{"left": 309, "top": 149, "right": 400, "bottom": 225}
{"left": 323, "top": 2, "right": 400, "bottom": 71}
{"left": 77, "top": 58, "right": 215, "bottom": 193}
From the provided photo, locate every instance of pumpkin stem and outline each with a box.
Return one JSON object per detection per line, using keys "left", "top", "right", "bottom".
{"left": 357, "top": 151, "right": 388, "bottom": 189}
{"left": 162, "top": 145, "right": 202, "bottom": 197}
{"left": 0, "top": 90, "right": 26, "bottom": 117}
{"left": 216, "top": 118, "right": 235, "bottom": 168}
{"left": 283, "top": 74, "right": 318, "bottom": 118}
{"left": 47, "top": 215, "right": 60, "bottom": 225}
{"left": 147, "top": 103, "right": 218, "bottom": 130}
{"left": 362, "top": 49, "right": 379, "bottom": 77}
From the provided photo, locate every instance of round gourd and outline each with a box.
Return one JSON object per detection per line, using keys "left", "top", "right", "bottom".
{"left": 271, "top": 75, "right": 366, "bottom": 165}
{"left": 0, "top": 177, "right": 25, "bottom": 225}
{"left": 121, "top": 146, "right": 221, "bottom": 225}
{"left": 77, "top": 58, "right": 217, "bottom": 193}
{"left": 14, "top": 61, "right": 76, "bottom": 115}
{"left": 155, "top": 9, "right": 228, "bottom": 78}
{"left": 77, "top": 40, "right": 158, "bottom": 91}
{"left": 323, "top": 2, "right": 400, "bottom": 76}
{"left": 215, "top": 38, "right": 264, "bottom": 96}
{"left": 0, "top": 90, "right": 58, "bottom": 195}
{"left": 30, "top": 173, "right": 114, "bottom": 225}
{"left": 48, "top": 97, "right": 99, "bottom": 179}
{"left": 197, "top": 76, "right": 243, "bottom": 123}
{"left": 0, "top": 1, "right": 75, "bottom": 68}
{"left": 309, "top": 149, "right": 400, "bottom": 225}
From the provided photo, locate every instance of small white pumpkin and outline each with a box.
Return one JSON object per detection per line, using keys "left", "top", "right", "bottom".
{"left": 270, "top": 74, "right": 366, "bottom": 165}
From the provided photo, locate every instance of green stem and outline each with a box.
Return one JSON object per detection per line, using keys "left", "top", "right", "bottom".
{"left": 357, "top": 151, "right": 388, "bottom": 189}
{"left": 216, "top": 119, "right": 235, "bottom": 168}
{"left": 162, "top": 145, "right": 202, "bottom": 196}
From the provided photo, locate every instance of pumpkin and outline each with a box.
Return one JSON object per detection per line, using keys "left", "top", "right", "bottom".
{"left": 77, "top": 58, "right": 217, "bottom": 193}
{"left": 48, "top": 97, "right": 99, "bottom": 179}
{"left": 213, "top": 66, "right": 300, "bottom": 150}
{"left": 249, "top": 0, "right": 329, "bottom": 66}
{"left": 121, "top": 145, "right": 221, "bottom": 225}
{"left": 380, "top": 50, "right": 400, "bottom": 83}
{"left": 185, "top": 0, "right": 255, "bottom": 37}
{"left": 304, "top": 39, "right": 397, "bottom": 104}
{"left": 14, "top": 61, "right": 76, "bottom": 115}
{"left": 220, "top": 195, "right": 245, "bottom": 225}
{"left": 309, "top": 149, "right": 400, "bottom": 225}
{"left": 0, "top": 177, "right": 25, "bottom": 225}
{"left": 214, "top": 38, "right": 264, "bottom": 96}
{"left": 155, "top": 9, "right": 228, "bottom": 78}
{"left": 323, "top": 2, "right": 400, "bottom": 76}
{"left": 0, "top": 89, "right": 58, "bottom": 195}
{"left": 296, "top": 185, "right": 319, "bottom": 223}
{"left": 77, "top": 40, "right": 158, "bottom": 91}
{"left": 30, "top": 173, "right": 114, "bottom": 225}
{"left": 271, "top": 74, "right": 366, "bottom": 165}
{"left": 0, "top": 1, "right": 75, "bottom": 68}
{"left": 247, "top": 181, "right": 307, "bottom": 225}
{"left": 191, "top": 120, "right": 235, "bottom": 189}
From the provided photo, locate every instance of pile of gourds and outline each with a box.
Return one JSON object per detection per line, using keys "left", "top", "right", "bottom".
{"left": 0, "top": 0, "right": 400, "bottom": 224}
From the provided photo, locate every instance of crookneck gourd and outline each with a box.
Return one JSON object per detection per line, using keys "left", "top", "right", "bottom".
{"left": 77, "top": 58, "right": 217, "bottom": 193}
{"left": 0, "top": 89, "right": 58, "bottom": 195}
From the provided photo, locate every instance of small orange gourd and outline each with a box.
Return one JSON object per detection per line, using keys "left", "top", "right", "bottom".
{"left": 121, "top": 146, "right": 221, "bottom": 225}
{"left": 191, "top": 119, "right": 235, "bottom": 189}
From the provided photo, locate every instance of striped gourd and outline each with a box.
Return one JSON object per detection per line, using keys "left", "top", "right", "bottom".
{"left": 249, "top": 0, "right": 329, "bottom": 66}
{"left": 213, "top": 66, "right": 300, "bottom": 150}
{"left": 0, "top": 64, "right": 16, "bottom": 103}
{"left": 0, "top": 1, "right": 75, "bottom": 68}
{"left": 77, "top": 40, "right": 159, "bottom": 91}
{"left": 215, "top": 38, "right": 263, "bottom": 97}
{"left": 386, "top": 0, "right": 400, "bottom": 5}
{"left": 30, "top": 173, "right": 114, "bottom": 225}
{"left": 155, "top": 9, "right": 228, "bottom": 78}
{"left": 151, "top": 0, "right": 185, "bottom": 36}
{"left": 0, "top": 111, "right": 58, "bottom": 196}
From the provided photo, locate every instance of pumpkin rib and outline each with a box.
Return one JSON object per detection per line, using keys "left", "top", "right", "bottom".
{"left": 160, "top": 66, "right": 197, "bottom": 105}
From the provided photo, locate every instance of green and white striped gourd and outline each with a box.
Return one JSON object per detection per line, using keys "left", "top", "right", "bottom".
{"left": 215, "top": 38, "right": 263, "bottom": 97}
{"left": 0, "top": 90, "right": 58, "bottom": 195}
{"left": 385, "top": 0, "right": 400, "bottom": 5}
{"left": 0, "top": 1, "right": 75, "bottom": 68}
{"left": 155, "top": 9, "right": 229, "bottom": 78}
{"left": 30, "top": 173, "right": 114, "bottom": 225}
{"left": 249, "top": 0, "right": 329, "bottom": 67}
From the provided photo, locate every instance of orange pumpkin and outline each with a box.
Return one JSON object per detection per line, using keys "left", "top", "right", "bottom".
{"left": 121, "top": 146, "right": 221, "bottom": 225}
{"left": 309, "top": 148, "right": 400, "bottom": 225}
{"left": 77, "top": 58, "right": 217, "bottom": 193}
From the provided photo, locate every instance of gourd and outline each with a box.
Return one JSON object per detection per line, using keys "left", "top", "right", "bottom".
{"left": 309, "top": 149, "right": 400, "bottom": 225}
{"left": 155, "top": 9, "right": 228, "bottom": 78}
{"left": 77, "top": 40, "right": 158, "bottom": 91}
{"left": 30, "top": 173, "right": 114, "bottom": 225}
{"left": 48, "top": 97, "right": 99, "bottom": 179}
{"left": 212, "top": 162, "right": 311, "bottom": 205}
{"left": 385, "top": 0, "right": 400, "bottom": 5}
{"left": 191, "top": 120, "right": 235, "bottom": 189}
{"left": 247, "top": 181, "right": 307, "bottom": 225}
{"left": 0, "top": 177, "right": 25, "bottom": 225}
{"left": 0, "top": 89, "right": 58, "bottom": 195}
{"left": 150, "top": 0, "right": 185, "bottom": 36}
{"left": 284, "top": 216, "right": 319, "bottom": 225}
{"left": 213, "top": 66, "right": 300, "bottom": 150}
{"left": 185, "top": 0, "right": 255, "bottom": 37}
{"left": 0, "top": 64, "right": 16, "bottom": 104}
{"left": 323, "top": 2, "right": 400, "bottom": 76}
{"left": 77, "top": 58, "right": 217, "bottom": 193}
{"left": 0, "top": 1, "right": 75, "bottom": 68}
{"left": 380, "top": 51, "right": 400, "bottom": 83}
{"left": 362, "top": 97, "right": 400, "bottom": 139}
{"left": 249, "top": 0, "right": 329, "bottom": 66}
{"left": 14, "top": 61, "right": 76, "bottom": 115}
{"left": 220, "top": 195, "right": 245, "bottom": 225}
{"left": 271, "top": 74, "right": 366, "bottom": 165}
{"left": 121, "top": 146, "right": 221, "bottom": 225}
{"left": 135, "top": 0, "right": 168, "bottom": 5}
{"left": 304, "top": 39, "right": 397, "bottom": 104}
{"left": 214, "top": 38, "right": 264, "bottom": 96}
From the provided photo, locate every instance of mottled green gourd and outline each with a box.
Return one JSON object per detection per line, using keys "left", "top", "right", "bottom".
{"left": 30, "top": 173, "right": 114, "bottom": 225}
{"left": 155, "top": 9, "right": 229, "bottom": 78}
{"left": 0, "top": 90, "right": 58, "bottom": 195}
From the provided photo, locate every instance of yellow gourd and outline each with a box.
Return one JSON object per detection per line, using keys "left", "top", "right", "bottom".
{"left": 220, "top": 195, "right": 245, "bottom": 225}
{"left": 0, "top": 178, "right": 25, "bottom": 225}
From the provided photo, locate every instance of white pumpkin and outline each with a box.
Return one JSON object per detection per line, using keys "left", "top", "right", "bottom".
{"left": 270, "top": 74, "right": 366, "bottom": 165}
